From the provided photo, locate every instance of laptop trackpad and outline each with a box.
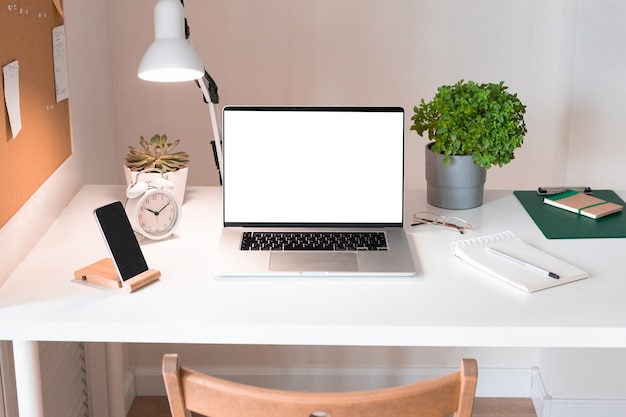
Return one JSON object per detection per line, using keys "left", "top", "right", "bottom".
{"left": 269, "top": 252, "right": 358, "bottom": 272}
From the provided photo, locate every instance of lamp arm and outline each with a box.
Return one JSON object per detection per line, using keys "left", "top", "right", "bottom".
{"left": 180, "top": 0, "right": 223, "bottom": 184}
{"left": 196, "top": 70, "right": 219, "bottom": 104}
{"left": 198, "top": 75, "right": 224, "bottom": 185}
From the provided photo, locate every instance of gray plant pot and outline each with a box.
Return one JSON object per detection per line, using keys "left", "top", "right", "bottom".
{"left": 425, "top": 143, "right": 486, "bottom": 209}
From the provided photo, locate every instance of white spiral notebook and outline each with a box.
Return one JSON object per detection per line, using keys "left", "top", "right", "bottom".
{"left": 451, "top": 231, "right": 589, "bottom": 292}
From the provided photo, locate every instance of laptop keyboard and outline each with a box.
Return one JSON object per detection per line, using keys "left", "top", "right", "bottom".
{"left": 240, "top": 231, "right": 388, "bottom": 251}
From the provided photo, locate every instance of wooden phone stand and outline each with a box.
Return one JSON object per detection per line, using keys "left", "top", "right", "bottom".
{"left": 74, "top": 258, "right": 160, "bottom": 293}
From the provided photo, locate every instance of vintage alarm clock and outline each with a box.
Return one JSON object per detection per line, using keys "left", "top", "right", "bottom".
{"left": 124, "top": 170, "right": 182, "bottom": 240}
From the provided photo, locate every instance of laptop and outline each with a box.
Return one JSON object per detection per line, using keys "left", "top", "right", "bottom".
{"left": 215, "top": 106, "right": 416, "bottom": 277}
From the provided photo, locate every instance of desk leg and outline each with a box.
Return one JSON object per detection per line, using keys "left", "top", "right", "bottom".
{"left": 12, "top": 340, "right": 44, "bottom": 417}
{"left": 105, "top": 342, "right": 127, "bottom": 417}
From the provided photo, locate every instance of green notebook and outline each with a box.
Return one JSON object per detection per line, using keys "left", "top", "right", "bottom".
{"left": 514, "top": 190, "right": 626, "bottom": 239}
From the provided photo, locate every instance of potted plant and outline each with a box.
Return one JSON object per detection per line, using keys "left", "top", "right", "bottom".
{"left": 124, "top": 134, "right": 190, "bottom": 203}
{"left": 410, "top": 80, "right": 527, "bottom": 209}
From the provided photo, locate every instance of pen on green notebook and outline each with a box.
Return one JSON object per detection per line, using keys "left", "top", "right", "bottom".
{"left": 484, "top": 246, "right": 560, "bottom": 279}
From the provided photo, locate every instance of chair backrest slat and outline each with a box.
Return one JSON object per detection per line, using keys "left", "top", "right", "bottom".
{"left": 163, "top": 354, "right": 477, "bottom": 417}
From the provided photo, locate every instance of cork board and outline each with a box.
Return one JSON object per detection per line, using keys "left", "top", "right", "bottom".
{"left": 0, "top": 0, "right": 71, "bottom": 228}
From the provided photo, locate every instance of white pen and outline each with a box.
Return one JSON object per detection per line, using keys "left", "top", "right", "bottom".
{"left": 484, "top": 246, "right": 560, "bottom": 279}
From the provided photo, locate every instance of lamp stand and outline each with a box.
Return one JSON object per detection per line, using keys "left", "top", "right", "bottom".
{"left": 197, "top": 74, "right": 223, "bottom": 184}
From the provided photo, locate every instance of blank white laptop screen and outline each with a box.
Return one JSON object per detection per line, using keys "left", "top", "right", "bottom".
{"left": 222, "top": 106, "right": 405, "bottom": 227}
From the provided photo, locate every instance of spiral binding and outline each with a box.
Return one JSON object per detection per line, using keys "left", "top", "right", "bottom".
{"left": 450, "top": 231, "right": 516, "bottom": 254}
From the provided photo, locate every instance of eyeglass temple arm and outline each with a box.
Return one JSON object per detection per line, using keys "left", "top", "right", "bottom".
{"left": 411, "top": 218, "right": 466, "bottom": 233}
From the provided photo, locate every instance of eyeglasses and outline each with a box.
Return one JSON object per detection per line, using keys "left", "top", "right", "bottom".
{"left": 411, "top": 212, "right": 473, "bottom": 234}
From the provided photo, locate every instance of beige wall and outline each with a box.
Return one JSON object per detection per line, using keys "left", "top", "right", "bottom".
{"left": 107, "top": 0, "right": 575, "bottom": 189}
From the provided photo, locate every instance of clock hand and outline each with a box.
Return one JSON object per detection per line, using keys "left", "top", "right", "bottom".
{"left": 155, "top": 201, "right": 171, "bottom": 215}
{"left": 146, "top": 208, "right": 158, "bottom": 215}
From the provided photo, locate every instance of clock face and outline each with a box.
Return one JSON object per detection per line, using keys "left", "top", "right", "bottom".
{"left": 137, "top": 191, "right": 180, "bottom": 239}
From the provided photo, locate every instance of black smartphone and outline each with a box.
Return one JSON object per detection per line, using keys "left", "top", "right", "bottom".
{"left": 94, "top": 201, "right": 149, "bottom": 282}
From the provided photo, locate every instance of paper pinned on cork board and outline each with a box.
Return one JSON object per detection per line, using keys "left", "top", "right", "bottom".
{"left": 53, "top": 25, "right": 69, "bottom": 102}
{"left": 2, "top": 60, "right": 22, "bottom": 139}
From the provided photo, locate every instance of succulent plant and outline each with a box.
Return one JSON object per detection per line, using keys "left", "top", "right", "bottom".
{"left": 125, "top": 134, "right": 190, "bottom": 173}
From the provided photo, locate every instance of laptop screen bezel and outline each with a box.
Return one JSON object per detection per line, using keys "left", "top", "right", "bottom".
{"left": 221, "top": 106, "right": 406, "bottom": 228}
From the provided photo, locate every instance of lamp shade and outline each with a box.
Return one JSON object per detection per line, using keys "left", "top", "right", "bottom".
{"left": 138, "top": 0, "right": 204, "bottom": 82}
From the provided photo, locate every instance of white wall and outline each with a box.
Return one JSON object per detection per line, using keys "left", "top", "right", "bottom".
{"left": 107, "top": 0, "right": 571, "bottom": 189}
{"left": 107, "top": 0, "right": 626, "bottom": 191}
{"left": 106, "top": 0, "right": 626, "bottom": 191}
{"left": 566, "top": 0, "right": 626, "bottom": 188}
{"left": 2, "top": 0, "right": 626, "bottom": 408}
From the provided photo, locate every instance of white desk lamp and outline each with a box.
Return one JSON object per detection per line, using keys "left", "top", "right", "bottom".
{"left": 138, "top": 0, "right": 223, "bottom": 183}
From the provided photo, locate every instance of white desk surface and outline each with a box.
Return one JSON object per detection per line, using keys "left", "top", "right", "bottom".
{"left": 1, "top": 185, "right": 626, "bottom": 348}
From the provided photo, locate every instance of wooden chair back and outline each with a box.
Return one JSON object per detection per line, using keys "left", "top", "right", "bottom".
{"left": 162, "top": 353, "right": 477, "bottom": 417}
